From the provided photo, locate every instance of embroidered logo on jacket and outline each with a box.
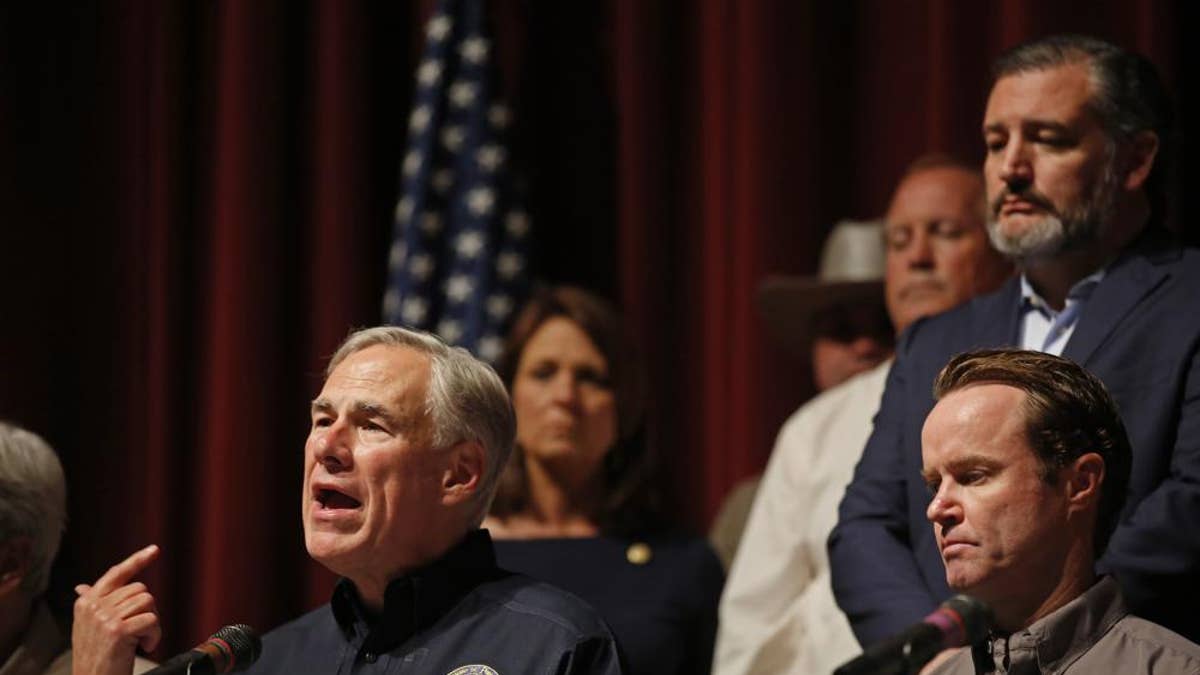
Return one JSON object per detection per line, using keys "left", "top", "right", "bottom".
{"left": 447, "top": 666, "right": 500, "bottom": 675}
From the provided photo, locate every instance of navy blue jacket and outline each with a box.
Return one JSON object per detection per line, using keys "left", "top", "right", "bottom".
{"left": 829, "top": 231, "right": 1200, "bottom": 646}
{"left": 246, "top": 530, "right": 623, "bottom": 674}
{"left": 494, "top": 533, "right": 723, "bottom": 675}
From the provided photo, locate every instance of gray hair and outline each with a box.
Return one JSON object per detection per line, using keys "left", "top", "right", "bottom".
{"left": 327, "top": 326, "right": 516, "bottom": 526}
{"left": 992, "top": 34, "right": 1173, "bottom": 223}
{"left": 0, "top": 421, "right": 67, "bottom": 595}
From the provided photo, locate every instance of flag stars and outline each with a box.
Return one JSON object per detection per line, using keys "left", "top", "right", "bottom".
{"left": 449, "top": 81, "right": 478, "bottom": 108}
{"left": 505, "top": 210, "right": 530, "bottom": 237}
{"left": 394, "top": 197, "right": 414, "bottom": 223}
{"left": 401, "top": 297, "right": 429, "bottom": 325}
{"left": 437, "top": 319, "right": 463, "bottom": 344}
{"left": 419, "top": 212, "right": 443, "bottom": 235}
{"left": 460, "top": 36, "right": 489, "bottom": 64}
{"left": 476, "top": 145, "right": 506, "bottom": 172}
{"left": 386, "top": 21, "right": 527, "bottom": 353}
{"left": 467, "top": 187, "right": 495, "bottom": 216}
{"left": 456, "top": 231, "right": 486, "bottom": 258}
{"left": 478, "top": 335, "right": 504, "bottom": 362}
{"left": 426, "top": 15, "right": 452, "bottom": 42}
{"left": 402, "top": 151, "right": 422, "bottom": 178}
{"left": 441, "top": 126, "right": 466, "bottom": 152}
{"left": 432, "top": 169, "right": 455, "bottom": 194}
{"left": 417, "top": 60, "right": 443, "bottom": 87}
{"left": 383, "top": 289, "right": 401, "bottom": 318}
{"left": 486, "top": 294, "right": 513, "bottom": 319}
{"left": 496, "top": 252, "right": 524, "bottom": 280}
{"left": 445, "top": 275, "right": 474, "bottom": 302}
{"left": 408, "top": 254, "right": 435, "bottom": 281}
{"left": 388, "top": 241, "right": 406, "bottom": 268}
{"left": 409, "top": 106, "right": 432, "bottom": 133}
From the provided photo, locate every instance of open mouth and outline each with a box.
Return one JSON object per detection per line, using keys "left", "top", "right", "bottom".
{"left": 317, "top": 488, "right": 362, "bottom": 510}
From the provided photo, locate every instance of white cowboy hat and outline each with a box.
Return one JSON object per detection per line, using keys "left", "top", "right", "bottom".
{"left": 757, "top": 219, "right": 886, "bottom": 352}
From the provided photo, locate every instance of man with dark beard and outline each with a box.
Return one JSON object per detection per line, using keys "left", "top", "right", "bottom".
{"left": 828, "top": 33, "right": 1200, "bottom": 652}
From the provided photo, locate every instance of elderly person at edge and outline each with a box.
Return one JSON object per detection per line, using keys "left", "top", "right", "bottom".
{"left": 1, "top": 421, "right": 153, "bottom": 675}
{"left": 922, "top": 349, "right": 1200, "bottom": 673}
{"left": 483, "top": 286, "right": 724, "bottom": 675}
{"left": 69, "top": 327, "right": 623, "bottom": 675}
{"left": 708, "top": 219, "right": 896, "bottom": 571}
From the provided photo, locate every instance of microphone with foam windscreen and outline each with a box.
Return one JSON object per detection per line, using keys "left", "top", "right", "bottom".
{"left": 143, "top": 624, "right": 262, "bottom": 675}
{"left": 833, "top": 595, "right": 992, "bottom": 675}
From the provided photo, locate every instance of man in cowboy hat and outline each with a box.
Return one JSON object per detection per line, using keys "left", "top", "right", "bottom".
{"left": 708, "top": 217, "right": 895, "bottom": 569}
{"left": 715, "top": 154, "right": 1010, "bottom": 675}
{"left": 829, "top": 33, "right": 1200, "bottom": 649}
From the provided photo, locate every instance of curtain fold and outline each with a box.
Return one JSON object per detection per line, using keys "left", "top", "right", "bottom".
{"left": 0, "top": 0, "right": 1189, "bottom": 656}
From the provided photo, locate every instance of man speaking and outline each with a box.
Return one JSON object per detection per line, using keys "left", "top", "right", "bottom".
{"left": 71, "top": 327, "right": 622, "bottom": 675}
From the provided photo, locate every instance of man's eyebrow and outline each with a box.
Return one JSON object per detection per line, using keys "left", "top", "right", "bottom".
{"left": 921, "top": 453, "right": 1005, "bottom": 483}
{"left": 351, "top": 400, "right": 400, "bottom": 426}
{"left": 945, "top": 453, "right": 1005, "bottom": 473}
{"left": 1023, "top": 120, "right": 1073, "bottom": 134}
{"left": 309, "top": 399, "right": 400, "bottom": 426}
{"left": 983, "top": 119, "right": 1073, "bottom": 135}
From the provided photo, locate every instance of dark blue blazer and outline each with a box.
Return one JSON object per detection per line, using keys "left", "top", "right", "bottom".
{"left": 829, "top": 230, "right": 1200, "bottom": 646}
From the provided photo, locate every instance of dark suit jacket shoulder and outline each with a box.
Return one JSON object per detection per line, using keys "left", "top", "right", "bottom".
{"left": 830, "top": 233, "right": 1200, "bottom": 645}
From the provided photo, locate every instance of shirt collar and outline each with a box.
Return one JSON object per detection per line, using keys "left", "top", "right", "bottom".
{"left": 329, "top": 529, "right": 503, "bottom": 655}
{"left": 1019, "top": 268, "right": 1106, "bottom": 316}
{"left": 974, "top": 576, "right": 1127, "bottom": 673}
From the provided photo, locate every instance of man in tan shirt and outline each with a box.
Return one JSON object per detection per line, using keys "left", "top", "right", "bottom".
{"left": 921, "top": 349, "right": 1200, "bottom": 673}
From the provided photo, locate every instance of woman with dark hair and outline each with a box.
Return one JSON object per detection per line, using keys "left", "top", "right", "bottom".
{"left": 484, "top": 286, "right": 723, "bottom": 675}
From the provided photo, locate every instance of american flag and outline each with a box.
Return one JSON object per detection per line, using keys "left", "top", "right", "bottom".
{"left": 383, "top": 0, "right": 531, "bottom": 363}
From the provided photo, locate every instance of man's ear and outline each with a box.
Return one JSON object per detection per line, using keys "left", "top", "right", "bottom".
{"left": 441, "top": 440, "right": 485, "bottom": 506}
{"left": 1121, "top": 130, "right": 1160, "bottom": 191}
{"left": 0, "top": 537, "right": 32, "bottom": 597}
{"left": 1065, "top": 452, "right": 1105, "bottom": 512}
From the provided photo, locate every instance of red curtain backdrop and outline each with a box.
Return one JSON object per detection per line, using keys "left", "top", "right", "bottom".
{"left": 0, "top": 0, "right": 1190, "bottom": 656}
{"left": 613, "top": 0, "right": 1186, "bottom": 528}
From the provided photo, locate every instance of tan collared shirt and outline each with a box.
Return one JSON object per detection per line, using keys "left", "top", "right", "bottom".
{"left": 931, "top": 577, "right": 1200, "bottom": 674}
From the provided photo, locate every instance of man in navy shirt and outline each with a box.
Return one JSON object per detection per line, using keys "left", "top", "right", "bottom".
{"left": 72, "top": 326, "right": 623, "bottom": 675}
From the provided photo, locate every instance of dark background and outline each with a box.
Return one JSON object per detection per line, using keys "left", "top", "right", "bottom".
{"left": 1, "top": 0, "right": 1194, "bottom": 655}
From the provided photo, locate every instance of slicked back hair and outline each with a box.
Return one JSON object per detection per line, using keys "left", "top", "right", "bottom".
{"left": 327, "top": 326, "right": 516, "bottom": 527}
{"left": 932, "top": 348, "right": 1132, "bottom": 558}
{"left": 992, "top": 34, "right": 1174, "bottom": 225}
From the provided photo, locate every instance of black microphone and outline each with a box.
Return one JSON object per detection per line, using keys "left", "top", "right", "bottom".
{"left": 833, "top": 595, "right": 992, "bottom": 675}
{"left": 144, "top": 624, "right": 262, "bottom": 675}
